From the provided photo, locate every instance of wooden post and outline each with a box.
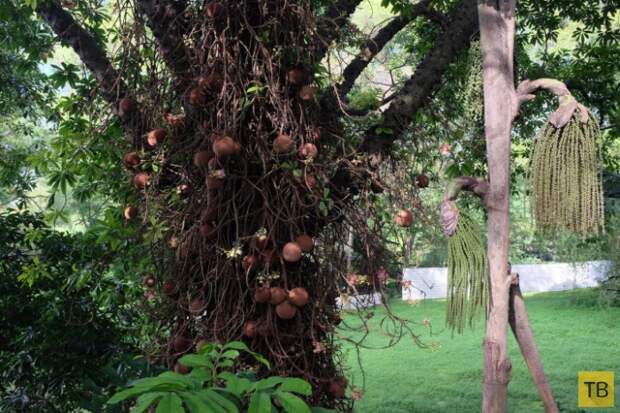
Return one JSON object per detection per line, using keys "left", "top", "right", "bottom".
{"left": 479, "top": 0, "right": 516, "bottom": 411}
{"left": 509, "top": 274, "right": 559, "bottom": 413}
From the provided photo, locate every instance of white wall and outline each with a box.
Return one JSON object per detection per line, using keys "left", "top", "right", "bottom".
{"left": 402, "top": 260, "right": 612, "bottom": 301}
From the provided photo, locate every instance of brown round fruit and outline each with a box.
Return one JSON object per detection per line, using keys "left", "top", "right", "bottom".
{"left": 142, "top": 274, "right": 157, "bottom": 288}
{"left": 304, "top": 175, "right": 319, "bottom": 190}
{"left": 298, "top": 85, "right": 317, "bottom": 101}
{"left": 253, "top": 287, "right": 271, "bottom": 304}
{"left": 168, "top": 237, "right": 179, "bottom": 249}
{"left": 206, "top": 175, "right": 224, "bottom": 190}
{"left": 193, "top": 150, "right": 211, "bottom": 169}
{"left": 164, "top": 112, "right": 185, "bottom": 126}
{"left": 173, "top": 336, "right": 193, "bottom": 353}
{"left": 329, "top": 377, "right": 347, "bottom": 398}
{"left": 163, "top": 280, "right": 176, "bottom": 296}
{"left": 295, "top": 234, "right": 314, "bottom": 252}
{"left": 243, "top": 320, "right": 257, "bottom": 337}
{"left": 288, "top": 287, "right": 309, "bottom": 307}
{"left": 255, "top": 233, "right": 269, "bottom": 250}
{"left": 133, "top": 172, "right": 150, "bottom": 189}
{"left": 147, "top": 128, "right": 166, "bottom": 147}
{"left": 176, "top": 183, "right": 191, "bottom": 196}
{"left": 308, "top": 127, "right": 321, "bottom": 142}
{"left": 118, "top": 97, "right": 136, "bottom": 116}
{"left": 416, "top": 174, "right": 430, "bottom": 188}
{"left": 189, "top": 87, "right": 206, "bottom": 106}
{"left": 282, "top": 242, "right": 302, "bottom": 263}
{"left": 394, "top": 209, "right": 413, "bottom": 227}
{"left": 243, "top": 255, "right": 259, "bottom": 272}
{"left": 298, "top": 143, "right": 318, "bottom": 160}
{"left": 174, "top": 362, "right": 191, "bottom": 374}
{"left": 212, "top": 136, "right": 238, "bottom": 158}
{"left": 206, "top": 1, "right": 224, "bottom": 18}
{"left": 123, "top": 205, "right": 138, "bottom": 220}
{"left": 287, "top": 67, "right": 305, "bottom": 86}
{"left": 273, "top": 133, "right": 294, "bottom": 154}
{"left": 122, "top": 152, "right": 141, "bottom": 169}
{"left": 204, "top": 73, "right": 223, "bottom": 92}
{"left": 269, "top": 287, "right": 287, "bottom": 305}
{"left": 275, "top": 301, "right": 297, "bottom": 320}
{"left": 189, "top": 298, "right": 205, "bottom": 315}
{"left": 199, "top": 223, "right": 215, "bottom": 238}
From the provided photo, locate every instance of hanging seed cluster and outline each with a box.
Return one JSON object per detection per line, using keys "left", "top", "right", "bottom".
{"left": 461, "top": 39, "right": 483, "bottom": 130}
{"left": 446, "top": 209, "right": 488, "bottom": 334}
{"left": 530, "top": 112, "right": 605, "bottom": 236}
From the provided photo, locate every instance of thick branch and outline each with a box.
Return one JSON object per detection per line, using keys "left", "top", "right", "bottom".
{"left": 36, "top": 0, "right": 126, "bottom": 105}
{"left": 137, "top": 0, "right": 192, "bottom": 94}
{"left": 337, "top": 0, "right": 434, "bottom": 97}
{"left": 359, "top": 0, "right": 478, "bottom": 156}
{"left": 509, "top": 272, "right": 560, "bottom": 413}
{"left": 315, "top": 0, "right": 363, "bottom": 62}
{"left": 516, "top": 78, "right": 590, "bottom": 127}
{"left": 440, "top": 176, "right": 488, "bottom": 236}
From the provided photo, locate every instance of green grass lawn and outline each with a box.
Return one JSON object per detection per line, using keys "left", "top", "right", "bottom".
{"left": 340, "top": 289, "right": 620, "bottom": 413}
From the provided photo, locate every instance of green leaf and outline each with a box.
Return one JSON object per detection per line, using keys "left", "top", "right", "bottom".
{"left": 199, "top": 389, "right": 239, "bottom": 413}
{"left": 273, "top": 391, "right": 311, "bottom": 413}
{"left": 221, "top": 350, "right": 240, "bottom": 360}
{"left": 310, "top": 408, "right": 337, "bottom": 413}
{"left": 156, "top": 393, "right": 184, "bottom": 413}
{"left": 180, "top": 393, "right": 210, "bottom": 413}
{"left": 222, "top": 341, "right": 250, "bottom": 352}
{"left": 218, "top": 372, "right": 252, "bottom": 397}
{"left": 178, "top": 354, "right": 215, "bottom": 369}
{"left": 277, "top": 378, "right": 312, "bottom": 396}
{"left": 253, "top": 376, "right": 286, "bottom": 391}
{"left": 188, "top": 367, "right": 212, "bottom": 384}
{"left": 132, "top": 392, "right": 166, "bottom": 413}
{"left": 132, "top": 372, "right": 194, "bottom": 389}
{"left": 247, "top": 391, "right": 272, "bottom": 413}
{"left": 108, "top": 386, "right": 150, "bottom": 404}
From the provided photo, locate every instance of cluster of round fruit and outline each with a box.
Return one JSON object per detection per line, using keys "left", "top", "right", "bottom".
{"left": 393, "top": 174, "right": 430, "bottom": 227}
{"left": 251, "top": 286, "right": 309, "bottom": 322}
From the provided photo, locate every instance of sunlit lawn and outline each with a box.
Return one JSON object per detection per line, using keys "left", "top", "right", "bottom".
{"left": 341, "top": 289, "right": 620, "bottom": 413}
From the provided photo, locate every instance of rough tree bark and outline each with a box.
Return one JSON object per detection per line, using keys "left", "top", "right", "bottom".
{"left": 479, "top": 0, "right": 516, "bottom": 411}
{"left": 509, "top": 272, "right": 559, "bottom": 413}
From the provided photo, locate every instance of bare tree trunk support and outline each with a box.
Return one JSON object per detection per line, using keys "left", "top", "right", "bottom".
{"left": 509, "top": 278, "right": 559, "bottom": 413}
{"left": 479, "top": 0, "right": 517, "bottom": 411}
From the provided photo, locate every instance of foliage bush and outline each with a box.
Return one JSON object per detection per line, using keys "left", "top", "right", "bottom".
{"left": 109, "top": 341, "right": 335, "bottom": 413}
{"left": 0, "top": 210, "right": 146, "bottom": 412}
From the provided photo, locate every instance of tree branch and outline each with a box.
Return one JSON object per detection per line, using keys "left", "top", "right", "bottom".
{"left": 36, "top": 0, "right": 126, "bottom": 106}
{"left": 137, "top": 0, "right": 192, "bottom": 94}
{"left": 337, "top": 0, "right": 434, "bottom": 97}
{"left": 515, "top": 78, "right": 590, "bottom": 127}
{"left": 359, "top": 0, "right": 478, "bottom": 156}
{"left": 315, "top": 0, "right": 363, "bottom": 62}
{"left": 440, "top": 176, "right": 488, "bottom": 236}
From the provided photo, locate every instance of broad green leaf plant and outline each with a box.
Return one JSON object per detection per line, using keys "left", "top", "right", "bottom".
{"left": 108, "top": 341, "right": 335, "bottom": 413}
